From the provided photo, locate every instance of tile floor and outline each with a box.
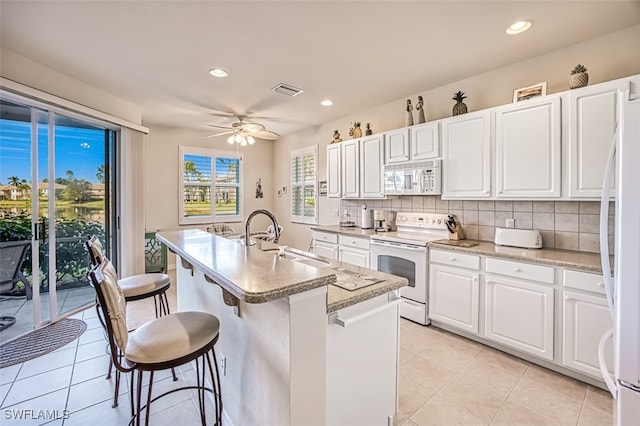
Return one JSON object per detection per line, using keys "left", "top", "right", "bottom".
{"left": 1, "top": 270, "right": 614, "bottom": 425}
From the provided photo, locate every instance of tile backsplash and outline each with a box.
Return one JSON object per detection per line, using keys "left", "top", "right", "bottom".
{"left": 340, "top": 197, "right": 615, "bottom": 254}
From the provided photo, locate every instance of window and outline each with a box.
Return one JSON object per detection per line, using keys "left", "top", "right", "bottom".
{"left": 290, "top": 145, "right": 317, "bottom": 224}
{"left": 179, "top": 146, "right": 242, "bottom": 225}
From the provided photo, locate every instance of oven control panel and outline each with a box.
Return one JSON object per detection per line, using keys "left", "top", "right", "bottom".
{"left": 395, "top": 212, "right": 450, "bottom": 230}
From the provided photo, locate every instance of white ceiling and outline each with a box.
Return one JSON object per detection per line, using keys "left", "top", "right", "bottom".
{"left": 1, "top": 1, "right": 639, "bottom": 139}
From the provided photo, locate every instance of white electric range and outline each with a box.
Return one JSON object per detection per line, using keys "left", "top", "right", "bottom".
{"left": 369, "top": 212, "right": 450, "bottom": 325}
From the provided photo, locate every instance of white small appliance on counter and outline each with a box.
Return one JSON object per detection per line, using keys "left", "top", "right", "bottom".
{"left": 494, "top": 228, "right": 542, "bottom": 249}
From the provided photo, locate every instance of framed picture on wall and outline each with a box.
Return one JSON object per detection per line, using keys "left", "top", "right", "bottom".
{"left": 513, "top": 82, "right": 547, "bottom": 102}
{"left": 319, "top": 180, "right": 327, "bottom": 196}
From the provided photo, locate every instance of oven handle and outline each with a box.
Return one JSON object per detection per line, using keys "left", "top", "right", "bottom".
{"left": 370, "top": 240, "right": 426, "bottom": 251}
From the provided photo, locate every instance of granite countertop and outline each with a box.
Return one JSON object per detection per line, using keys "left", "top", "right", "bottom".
{"left": 157, "top": 229, "right": 407, "bottom": 312}
{"left": 311, "top": 225, "right": 378, "bottom": 238}
{"left": 428, "top": 240, "right": 605, "bottom": 273}
{"left": 313, "top": 225, "right": 605, "bottom": 273}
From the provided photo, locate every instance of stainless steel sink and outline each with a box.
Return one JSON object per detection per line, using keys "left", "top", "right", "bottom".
{"left": 257, "top": 246, "right": 331, "bottom": 268}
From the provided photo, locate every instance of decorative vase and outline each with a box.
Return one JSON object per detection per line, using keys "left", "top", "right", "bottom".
{"left": 452, "top": 101, "right": 468, "bottom": 116}
{"left": 365, "top": 123, "right": 372, "bottom": 136}
{"left": 569, "top": 72, "right": 589, "bottom": 89}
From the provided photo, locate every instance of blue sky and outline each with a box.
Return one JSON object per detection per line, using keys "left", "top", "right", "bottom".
{"left": 0, "top": 120, "right": 105, "bottom": 185}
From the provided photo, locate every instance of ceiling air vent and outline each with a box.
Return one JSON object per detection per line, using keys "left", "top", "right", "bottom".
{"left": 271, "top": 83, "right": 304, "bottom": 97}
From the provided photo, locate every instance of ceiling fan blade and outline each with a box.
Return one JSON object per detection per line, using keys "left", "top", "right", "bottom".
{"left": 205, "top": 130, "right": 235, "bottom": 138}
{"left": 234, "top": 122, "right": 265, "bottom": 132}
{"left": 208, "top": 124, "right": 234, "bottom": 130}
{"left": 249, "top": 129, "right": 280, "bottom": 141}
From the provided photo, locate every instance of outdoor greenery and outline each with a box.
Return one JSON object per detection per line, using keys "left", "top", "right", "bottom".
{"left": 0, "top": 210, "right": 104, "bottom": 291}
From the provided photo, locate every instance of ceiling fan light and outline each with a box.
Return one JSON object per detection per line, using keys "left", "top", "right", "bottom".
{"left": 227, "top": 135, "right": 235, "bottom": 144}
{"left": 209, "top": 68, "right": 228, "bottom": 78}
{"left": 234, "top": 134, "right": 243, "bottom": 143}
{"left": 247, "top": 136, "right": 256, "bottom": 145}
{"left": 506, "top": 20, "right": 532, "bottom": 35}
{"left": 240, "top": 138, "right": 248, "bottom": 147}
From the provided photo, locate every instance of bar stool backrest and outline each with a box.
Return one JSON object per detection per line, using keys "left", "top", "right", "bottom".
{"left": 89, "top": 259, "right": 129, "bottom": 357}
{"left": 86, "top": 235, "right": 105, "bottom": 266}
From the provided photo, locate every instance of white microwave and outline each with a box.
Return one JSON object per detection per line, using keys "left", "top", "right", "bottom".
{"left": 383, "top": 160, "right": 441, "bottom": 195}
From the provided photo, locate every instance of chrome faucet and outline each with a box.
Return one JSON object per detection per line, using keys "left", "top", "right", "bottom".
{"left": 244, "top": 209, "right": 281, "bottom": 246}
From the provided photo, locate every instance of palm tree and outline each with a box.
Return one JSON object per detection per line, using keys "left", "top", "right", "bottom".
{"left": 8, "top": 176, "right": 20, "bottom": 187}
{"left": 96, "top": 165, "right": 105, "bottom": 184}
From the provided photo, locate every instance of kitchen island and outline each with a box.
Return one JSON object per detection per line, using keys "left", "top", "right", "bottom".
{"left": 157, "top": 229, "right": 407, "bottom": 426}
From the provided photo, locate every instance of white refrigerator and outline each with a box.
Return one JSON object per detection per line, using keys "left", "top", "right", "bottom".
{"left": 599, "top": 89, "right": 640, "bottom": 425}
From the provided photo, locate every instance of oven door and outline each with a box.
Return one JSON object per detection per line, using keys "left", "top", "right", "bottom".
{"left": 370, "top": 240, "right": 427, "bottom": 304}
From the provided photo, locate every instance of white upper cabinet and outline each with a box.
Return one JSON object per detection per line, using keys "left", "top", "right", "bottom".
{"left": 410, "top": 121, "right": 440, "bottom": 160}
{"left": 360, "top": 134, "right": 385, "bottom": 198}
{"left": 384, "top": 128, "right": 410, "bottom": 164}
{"left": 441, "top": 110, "right": 491, "bottom": 199}
{"left": 341, "top": 139, "right": 360, "bottom": 198}
{"left": 565, "top": 79, "right": 628, "bottom": 198}
{"left": 326, "top": 144, "right": 342, "bottom": 198}
{"left": 495, "top": 96, "right": 562, "bottom": 198}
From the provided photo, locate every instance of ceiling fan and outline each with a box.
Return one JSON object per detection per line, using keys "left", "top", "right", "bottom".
{"left": 207, "top": 118, "right": 280, "bottom": 146}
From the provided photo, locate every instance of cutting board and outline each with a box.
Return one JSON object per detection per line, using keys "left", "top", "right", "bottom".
{"left": 432, "top": 239, "right": 479, "bottom": 248}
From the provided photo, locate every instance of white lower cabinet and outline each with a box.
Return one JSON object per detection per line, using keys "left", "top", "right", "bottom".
{"left": 327, "top": 292, "right": 400, "bottom": 425}
{"left": 338, "top": 235, "right": 370, "bottom": 268}
{"left": 312, "top": 231, "right": 338, "bottom": 260}
{"left": 562, "top": 269, "right": 614, "bottom": 378}
{"left": 428, "top": 250, "right": 480, "bottom": 333}
{"left": 484, "top": 275, "right": 554, "bottom": 360}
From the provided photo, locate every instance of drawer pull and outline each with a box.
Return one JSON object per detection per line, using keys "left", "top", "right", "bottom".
{"left": 450, "top": 257, "right": 456, "bottom": 261}
{"left": 514, "top": 268, "right": 522, "bottom": 273}
{"left": 597, "top": 282, "right": 605, "bottom": 288}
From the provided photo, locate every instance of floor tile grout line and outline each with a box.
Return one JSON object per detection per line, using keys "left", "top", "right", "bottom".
{"left": 487, "top": 363, "right": 531, "bottom": 425}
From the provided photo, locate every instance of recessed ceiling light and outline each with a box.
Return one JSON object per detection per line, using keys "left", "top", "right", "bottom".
{"left": 506, "top": 20, "right": 533, "bottom": 35}
{"left": 321, "top": 100, "right": 333, "bottom": 106}
{"left": 209, "top": 68, "right": 228, "bottom": 78}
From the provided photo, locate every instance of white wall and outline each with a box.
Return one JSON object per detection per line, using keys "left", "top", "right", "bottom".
{"left": 273, "top": 24, "right": 640, "bottom": 251}
{"left": 144, "top": 124, "right": 275, "bottom": 233}
{"left": 0, "top": 47, "right": 142, "bottom": 124}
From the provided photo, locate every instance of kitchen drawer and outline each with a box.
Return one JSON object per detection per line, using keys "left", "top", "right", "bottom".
{"left": 313, "top": 231, "right": 338, "bottom": 244}
{"left": 563, "top": 269, "right": 606, "bottom": 296}
{"left": 429, "top": 249, "right": 480, "bottom": 270}
{"left": 338, "top": 235, "right": 370, "bottom": 250}
{"left": 486, "top": 258, "right": 554, "bottom": 284}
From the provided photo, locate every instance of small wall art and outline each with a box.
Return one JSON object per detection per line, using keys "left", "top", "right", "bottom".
{"left": 319, "top": 180, "right": 327, "bottom": 196}
{"left": 513, "top": 82, "right": 547, "bottom": 102}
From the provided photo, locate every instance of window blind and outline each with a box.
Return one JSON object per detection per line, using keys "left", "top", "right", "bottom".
{"left": 290, "top": 145, "right": 318, "bottom": 224}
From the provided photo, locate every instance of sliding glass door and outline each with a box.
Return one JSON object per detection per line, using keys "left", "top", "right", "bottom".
{"left": 0, "top": 95, "right": 116, "bottom": 343}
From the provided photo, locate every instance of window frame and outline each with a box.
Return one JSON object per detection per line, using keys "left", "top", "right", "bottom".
{"left": 290, "top": 144, "right": 318, "bottom": 225}
{"left": 178, "top": 146, "right": 242, "bottom": 225}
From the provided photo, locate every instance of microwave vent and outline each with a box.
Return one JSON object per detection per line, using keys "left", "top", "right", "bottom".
{"left": 384, "top": 160, "right": 440, "bottom": 171}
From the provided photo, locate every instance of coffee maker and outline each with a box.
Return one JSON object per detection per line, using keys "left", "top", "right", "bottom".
{"left": 373, "top": 210, "right": 396, "bottom": 232}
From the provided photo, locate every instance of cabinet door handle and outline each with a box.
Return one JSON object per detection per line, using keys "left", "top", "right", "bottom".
{"left": 597, "top": 282, "right": 605, "bottom": 288}
{"left": 449, "top": 257, "right": 456, "bottom": 261}
{"left": 514, "top": 268, "right": 522, "bottom": 273}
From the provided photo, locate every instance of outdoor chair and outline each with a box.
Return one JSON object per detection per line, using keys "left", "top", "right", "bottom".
{"left": 0, "top": 240, "right": 33, "bottom": 331}
{"left": 89, "top": 259, "right": 222, "bottom": 425}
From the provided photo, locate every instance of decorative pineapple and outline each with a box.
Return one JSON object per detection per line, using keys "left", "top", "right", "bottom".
{"left": 569, "top": 64, "right": 589, "bottom": 89}
{"left": 452, "top": 91, "right": 468, "bottom": 116}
